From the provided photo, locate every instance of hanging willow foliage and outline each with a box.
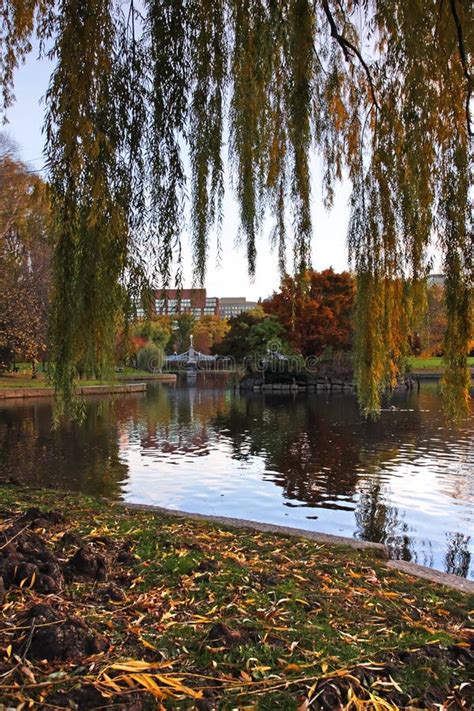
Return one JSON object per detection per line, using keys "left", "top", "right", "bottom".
{"left": 1, "top": 0, "right": 472, "bottom": 416}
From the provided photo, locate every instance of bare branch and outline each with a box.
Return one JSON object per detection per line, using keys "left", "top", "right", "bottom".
{"left": 320, "top": 0, "right": 380, "bottom": 112}
{"left": 449, "top": 0, "right": 472, "bottom": 137}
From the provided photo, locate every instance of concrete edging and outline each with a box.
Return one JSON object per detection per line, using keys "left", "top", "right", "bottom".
{"left": 120, "top": 502, "right": 474, "bottom": 594}
{"left": 386, "top": 560, "right": 474, "bottom": 594}
{"left": 0, "top": 383, "right": 148, "bottom": 399}
{"left": 122, "top": 502, "right": 386, "bottom": 553}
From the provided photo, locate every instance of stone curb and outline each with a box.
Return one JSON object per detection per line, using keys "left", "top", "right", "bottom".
{"left": 120, "top": 504, "right": 389, "bottom": 554}
{"left": 0, "top": 383, "right": 148, "bottom": 399}
{"left": 121, "top": 503, "right": 474, "bottom": 594}
{"left": 386, "top": 560, "right": 474, "bottom": 594}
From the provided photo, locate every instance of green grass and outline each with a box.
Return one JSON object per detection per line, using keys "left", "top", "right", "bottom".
{"left": 0, "top": 486, "right": 472, "bottom": 709}
{"left": 409, "top": 356, "right": 474, "bottom": 371}
{"left": 0, "top": 377, "right": 119, "bottom": 389}
{"left": 0, "top": 367, "right": 163, "bottom": 389}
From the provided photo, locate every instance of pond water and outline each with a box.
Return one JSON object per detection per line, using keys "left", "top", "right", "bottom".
{"left": 0, "top": 381, "right": 473, "bottom": 578}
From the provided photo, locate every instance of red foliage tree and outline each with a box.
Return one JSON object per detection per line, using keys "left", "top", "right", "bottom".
{"left": 0, "top": 136, "right": 51, "bottom": 373}
{"left": 263, "top": 269, "right": 355, "bottom": 357}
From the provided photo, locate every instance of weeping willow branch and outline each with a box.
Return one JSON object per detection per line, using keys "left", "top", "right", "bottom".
{"left": 320, "top": 0, "right": 380, "bottom": 112}
{"left": 448, "top": 0, "right": 473, "bottom": 137}
{"left": 1, "top": 0, "right": 471, "bottom": 418}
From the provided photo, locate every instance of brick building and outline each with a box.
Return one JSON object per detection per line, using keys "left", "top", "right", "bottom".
{"left": 218, "top": 297, "right": 259, "bottom": 318}
{"left": 140, "top": 289, "right": 260, "bottom": 320}
{"left": 153, "top": 289, "right": 219, "bottom": 318}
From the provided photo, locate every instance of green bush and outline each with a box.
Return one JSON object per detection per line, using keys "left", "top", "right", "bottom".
{"left": 136, "top": 343, "right": 164, "bottom": 372}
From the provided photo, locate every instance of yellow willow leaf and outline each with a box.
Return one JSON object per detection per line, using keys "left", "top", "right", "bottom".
{"left": 140, "top": 638, "right": 158, "bottom": 651}
{"left": 6, "top": 645, "right": 12, "bottom": 657}
{"left": 129, "top": 674, "right": 167, "bottom": 698}
{"left": 108, "top": 660, "right": 170, "bottom": 673}
{"left": 284, "top": 663, "right": 301, "bottom": 672}
{"left": 154, "top": 675, "right": 203, "bottom": 699}
{"left": 99, "top": 673, "right": 122, "bottom": 693}
{"left": 388, "top": 676, "right": 403, "bottom": 693}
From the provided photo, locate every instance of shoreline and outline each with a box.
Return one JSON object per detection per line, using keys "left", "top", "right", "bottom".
{"left": 122, "top": 501, "right": 474, "bottom": 594}
{"left": 0, "top": 375, "right": 177, "bottom": 399}
{"left": 0, "top": 485, "right": 472, "bottom": 709}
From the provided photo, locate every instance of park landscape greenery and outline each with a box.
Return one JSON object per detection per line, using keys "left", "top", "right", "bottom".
{"left": 0, "top": 485, "right": 472, "bottom": 709}
{"left": 0, "top": 0, "right": 472, "bottom": 417}
{"left": 0, "top": 4, "right": 473, "bottom": 708}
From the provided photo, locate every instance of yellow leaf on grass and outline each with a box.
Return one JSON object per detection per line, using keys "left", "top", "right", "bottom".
{"left": 109, "top": 660, "right": 169, "bottom": 672}
{"left": 284, "top": 663, "right": 301, "bottom": 672}
{"left": 130, "top": 673, "right": 166, "bottom": 698}
{"left": 155, "top": 675, "right": 203, "bottom": 699}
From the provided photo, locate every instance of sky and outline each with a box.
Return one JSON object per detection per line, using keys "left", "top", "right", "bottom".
{"left": 5, "top": 44, "right": 351, "bottom": 301}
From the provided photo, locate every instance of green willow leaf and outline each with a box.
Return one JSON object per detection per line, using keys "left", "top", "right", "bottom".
{"left": 1, "top": 0, "right": 471, "bottom": 416}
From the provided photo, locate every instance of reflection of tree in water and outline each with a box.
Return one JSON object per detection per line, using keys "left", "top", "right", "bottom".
{"left": 0, "top": 397, "right": 128, "bottom": 497}
{"left": 1, "top": 384, "right": 472, "bottom": 577}
{"left": 213, "top": 393, "right": 427, "bottom": 513}
{"left": 444, "top": 532, "right": 472, "bottom": 578}
{"left": 113, "top": 386, "right": 231, "bottom": 458}
{"left": 354, "top": 480, "right": 416, "bottom": 562}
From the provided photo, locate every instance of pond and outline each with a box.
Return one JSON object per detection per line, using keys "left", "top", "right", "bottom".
{"left": 0, "top": 381, "right": 472, "bottom": 578}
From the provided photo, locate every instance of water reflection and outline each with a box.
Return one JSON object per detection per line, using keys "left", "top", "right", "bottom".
{"left": 0, "top": 383, "right": 472, "bottom": 577}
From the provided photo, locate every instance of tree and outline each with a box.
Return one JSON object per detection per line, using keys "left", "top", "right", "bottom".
{"left": 136, "top": 343, "right": 165, "bottom": 372}
{"left": 171, "top": 313, "right": 195, "bottom": 354}
{"left": 1, "top": 1, "right": 471, "bottom": 414}
{"left": 0, "top": 136, "right": 51, "bottom": 373}
{"left": 264, "top": 269, "right": 355, "bottom": 357}
{"left": 215, "top": 310, "right": 290, "bottom": 361}
{"left": 116, "top": 316, "right": 172, "bottom": 366}
{"left": 419, "top": 285, "right": 448, "bottom": 357}
{"left": 193, "top": 315, "right": 229, "bottom": 355}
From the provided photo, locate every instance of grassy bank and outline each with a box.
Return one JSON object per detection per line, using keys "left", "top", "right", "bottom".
{"left": 0, "top": 368, "right": 155, "bottom": 388}
{"left": 0, "top": 486, "right": 472, "bottom": 710}
{"left": 409, "top": 356, "right": 474, "bottom": 372}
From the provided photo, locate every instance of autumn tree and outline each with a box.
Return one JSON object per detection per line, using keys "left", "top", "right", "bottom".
{"left": 215, "top": 309, "right": 291, "bottom": 361}
{"left": 1, "top": 1, "right": 471, "bottom": 414}
{"left": 264, "top": 269, "right": 355, "bottom": 357}
{"left": 193, "top": 315, "right": 229, "bottom": 355}
{"left": 116, "top": 315, "right": 172, "bottom": 366}
{"left": 0, "top": 135, "right": 51, "bottom": 373}
{"left": 171, "top": 313, "right": 195, "bottom": 354}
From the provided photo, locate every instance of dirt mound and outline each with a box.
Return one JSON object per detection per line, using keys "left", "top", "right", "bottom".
{"left": 0, "top": 515, "right": 65, "bottom": 594}
{"left": 0, "top": 507, "right": 151, "bottom": 707}
{"left": 65, "top": 544, "right": 108, "bottom": 581}
{"left": 17, "top": 603, "right": 108, "bottom": 661}
{"left": 18, "top": 507, "right": 65, "bottom": 528}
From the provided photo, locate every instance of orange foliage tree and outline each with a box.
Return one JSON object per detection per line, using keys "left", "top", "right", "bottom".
{"left": 0, "top": 136, "right": 51, "bottom": 373}
{"left": 193, "top": 316, "right": 230, "bottom": 355}
{"left": 264, "top": 269, "right": 355, "bottom": 358}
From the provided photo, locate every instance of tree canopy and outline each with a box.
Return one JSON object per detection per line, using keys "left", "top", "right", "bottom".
{"left": 264, "top": 269, "right": 355, "bottom": 357}
{"left": 0, "top": 136, "right": 51, "bottom": 371}
{"left": 1, "top": 0, "right": 472, "bottom": 415}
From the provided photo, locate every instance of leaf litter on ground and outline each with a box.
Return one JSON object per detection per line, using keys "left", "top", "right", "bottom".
{"left": 0, "top": 486, "right": 472, "bottom": 709}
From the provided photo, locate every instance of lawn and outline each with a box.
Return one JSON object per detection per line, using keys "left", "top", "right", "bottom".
{"left": 0, "top": 486, "right": 472, "bottom": 709}
{"left": 0, "top": 367, "right": 157, "bottom": 389}
{"left": 409, "top": 356, "right": 474, "bottom": 371}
